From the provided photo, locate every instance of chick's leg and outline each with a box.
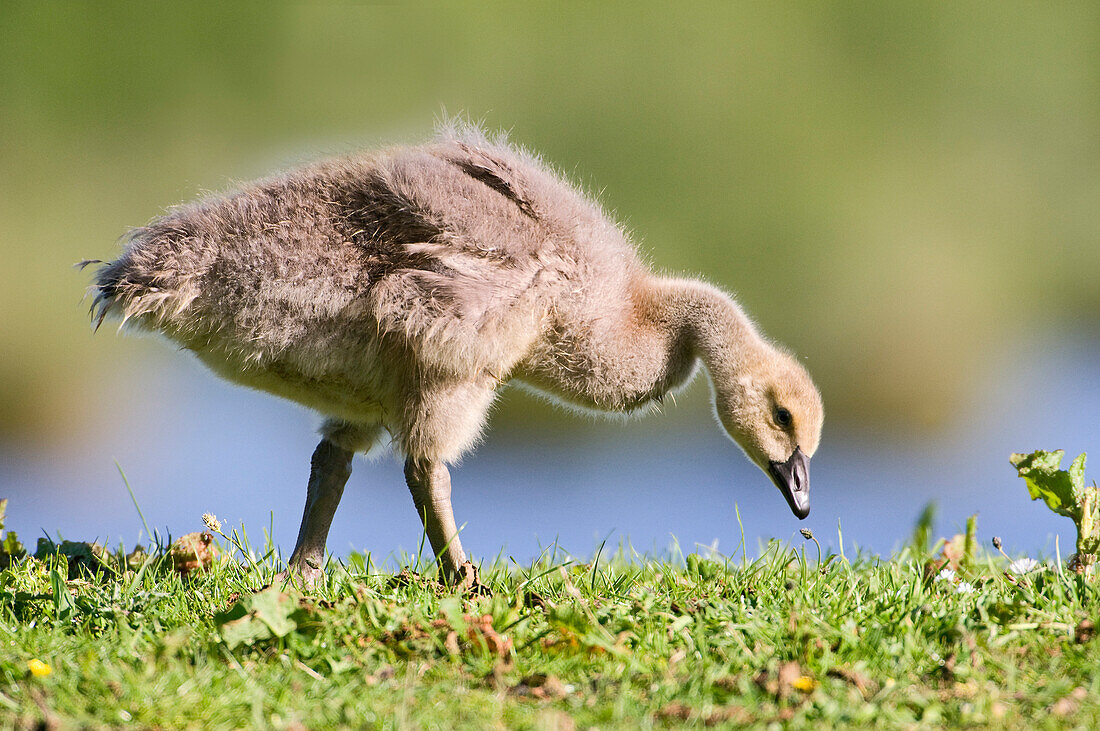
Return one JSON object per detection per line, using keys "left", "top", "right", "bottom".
{"left": 285, "top": 438, "right": 353, "bottom": 587}
{"left": 404, "top": 457, "right": 480, "bottom": 588}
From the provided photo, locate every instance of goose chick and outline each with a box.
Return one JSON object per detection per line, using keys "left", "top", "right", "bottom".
{"left": 87, "top": 124, "right": 823, "bottom": 587}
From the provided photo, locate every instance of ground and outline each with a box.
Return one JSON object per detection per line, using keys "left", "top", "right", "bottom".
{"left": 1, "top": 527, "right": 1099, "bottom": 729}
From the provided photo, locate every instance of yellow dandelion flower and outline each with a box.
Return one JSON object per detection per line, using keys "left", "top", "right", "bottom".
{"left": 28, "top": 659, "right": 51, "bottom": 678}
{"left": 792, "top": 675, "right": 816, "bottom": 692}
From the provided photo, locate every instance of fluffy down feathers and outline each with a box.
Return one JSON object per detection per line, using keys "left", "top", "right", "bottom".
{"left": 89, "top": 124, "right": 823, "bottom": 477}
{"left": 91, "top": 126, "right": 645, "bottom": 458}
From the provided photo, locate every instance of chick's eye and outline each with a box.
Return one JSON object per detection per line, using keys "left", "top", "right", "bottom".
{"left": 774, "top": 407, "right": 792, "bottom": 427}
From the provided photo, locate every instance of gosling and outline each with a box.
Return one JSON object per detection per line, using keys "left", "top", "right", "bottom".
{"left": 87, "top": 124, "right": 824, "bottom": 588}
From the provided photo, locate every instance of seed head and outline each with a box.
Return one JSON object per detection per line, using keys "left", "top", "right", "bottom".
{"left": 202, "top": 513, "right": 222, "bottom": 533}
{"left": 992, "top": 536, "right": 1003, "bottom": 550}
{"left": 800, "top": 528, "right": 814, "bottom": 541}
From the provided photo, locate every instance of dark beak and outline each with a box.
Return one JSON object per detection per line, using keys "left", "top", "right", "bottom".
{"left": 768, "top": 446, "right": 810, "bottom": 519}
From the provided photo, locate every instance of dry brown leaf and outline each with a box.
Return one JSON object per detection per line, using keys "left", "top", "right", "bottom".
{"left": 170, "top": 532, "right": 218, "bottom": 575}
{"left": 1051, "top": 687, "right": 1087, "bottom": 717}
{"left": 465, "top": 613, "right": 513, "bottom": 658}
{"left": 777, "top": 661, "right": 803, "bottom": 700}
{"left": 364, "top": 665, "right": 395, "bottom": 686}
{"left": 713, "top": 675, "right": 739, "bottom": 692}
{"left": 827, "top": 666, "right": 877, "bottom": 699}
{"left": 940, "top": 534, "right": 968, "bottom": 571}
{"left": 654, "top": 702, "right": 693, "bottom": 721}
{"left": 524, "top": 590, "right": 549, "bottom": 610}
{"left": 704, "top": 706, "right": 751, "bottom": 726}
{"left": 534, "top": 709, "right": 575, "bottom": 731}
{"left": 512, "top": 673, "right": 569, "bottom": 700}
{"left": 755, "top": 660, "right": 805, "bottom": 701}
{"left": 444, "top": 631, "right": 461, "bottom": 655}
{"left": 456, "top": 561, "right": 491, "bottom": 596}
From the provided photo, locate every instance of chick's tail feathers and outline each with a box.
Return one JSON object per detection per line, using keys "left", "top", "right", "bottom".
{"left": 79, "top": 257, "right": 123, "bottom": 331}
{"left": 82, "top": 251, "right": 159, "bottom": 333}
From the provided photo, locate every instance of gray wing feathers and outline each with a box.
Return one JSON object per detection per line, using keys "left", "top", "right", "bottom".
{"left": 89, "top": 124, "right": 627, "bottom": 377}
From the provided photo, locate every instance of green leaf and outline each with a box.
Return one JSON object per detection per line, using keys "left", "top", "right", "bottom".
{"left": 250, "top": 587, "right": 298, "bottom": 637}
{"left": 1069, "top": 452, "right": 1087, "bottom": 491}
{"left": 1, "top": 531, "right": 24, "bottom": 561}
{"left": 909, "top": 501, "right": 936, "bottom": 555}
{"left": 669, "top": 615, "right": 693, "bottom": 634}
{"left": 50, "top": 568, "right": 76, "bottom": 622}
{"left": 686, "top": 554, "right": 722, "bottom": 580}
{"left": 0, "top": 499, "right": 25, "bottom": 567}
{"left": 215, "top": 586, "right": 300, "bottom": 649}
{"left": 964, "top": 513, "right": 978, "bottom": 563}
{"left": 1010, "top": 450, "right": 1085, "bottom": 519}
{"left": 547, "top": 604, "right": 589, "bottom": 634}
{"left": 438, "top": 596, "right": 466, "bottom": 634}
{"left": 217, "top": 611, "right": 275, "bottom": 650}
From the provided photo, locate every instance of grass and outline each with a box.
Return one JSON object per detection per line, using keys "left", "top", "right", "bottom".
{"left": 2, "top": 528, "right": 1100, "bottom": 729}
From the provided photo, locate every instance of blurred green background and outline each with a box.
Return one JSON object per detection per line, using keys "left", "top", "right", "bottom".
{"left": 2, "top": 2, "right": 1098, "bottom": 448}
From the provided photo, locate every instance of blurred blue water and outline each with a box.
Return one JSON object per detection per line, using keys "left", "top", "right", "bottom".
{"left": 2, "top": 330, "right": 1097, "bottom": 565}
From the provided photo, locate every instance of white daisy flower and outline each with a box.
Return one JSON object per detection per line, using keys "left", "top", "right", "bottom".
{"left": 936, "top": 568, "right": 957, "bottom": 583}
{"left": 955, "top": 581, "right": 977, "bottom": 595}
{"left": 1008, "top": 557, "right": 1040, "bottom": 575}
